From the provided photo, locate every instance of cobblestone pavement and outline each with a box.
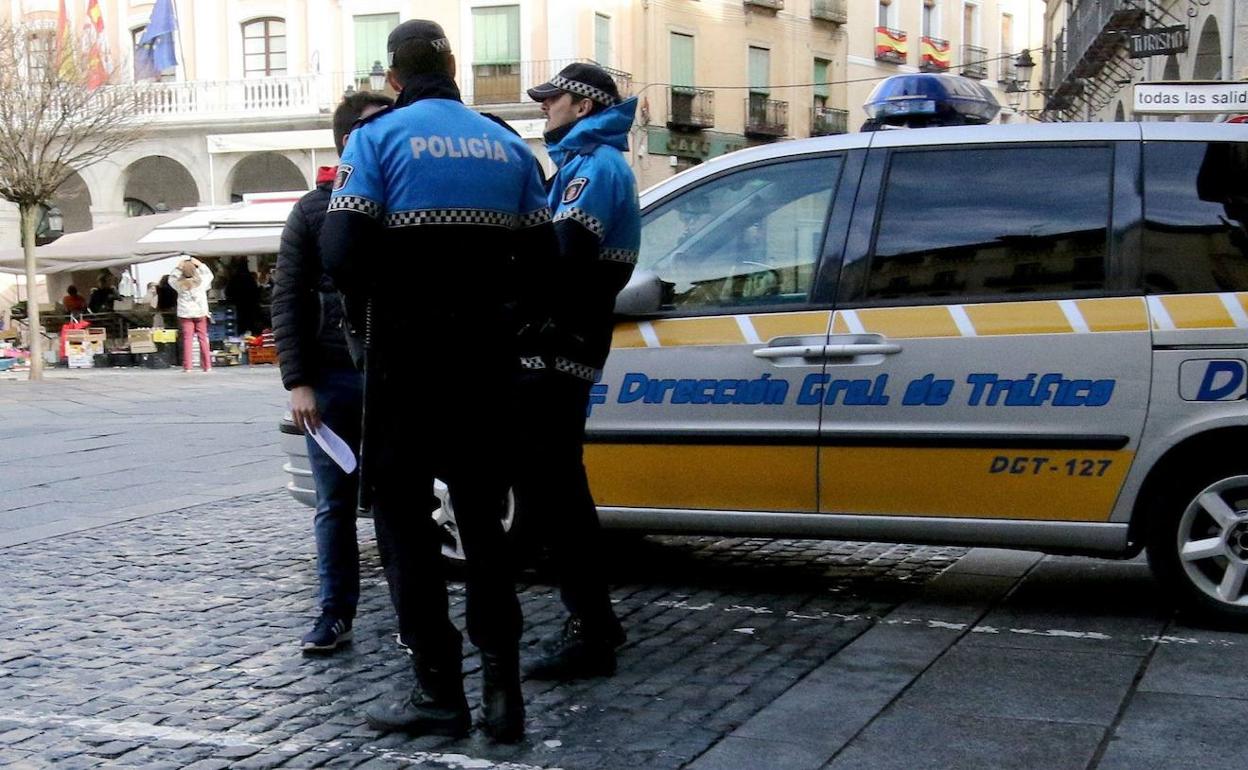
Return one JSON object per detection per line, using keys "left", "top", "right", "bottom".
{"left": 0, "top": 490, "right": 964, "bottom": 769}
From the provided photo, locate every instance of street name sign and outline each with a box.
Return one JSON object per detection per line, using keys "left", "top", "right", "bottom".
{"left": 1134, "top": 81, "right": 1248, "bottom": 114}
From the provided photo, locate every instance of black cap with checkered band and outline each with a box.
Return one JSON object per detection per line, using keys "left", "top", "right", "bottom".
{"left": 527, "top": 62, "right": 620, "bottom": 107}
{"left": 386, "top": 20, "right": 452, "bottom": 67}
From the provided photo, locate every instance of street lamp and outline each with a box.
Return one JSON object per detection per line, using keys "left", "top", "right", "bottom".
{"left": 342, "top": 83, "right": 356, "bottom": 98}
{"left": 154, "top": 201, "right": 169, "bottom": 213}
{"left": 46, "top": 206, "right": 63, "bottom": 237}
{"left": 369, "top": 60, "right": 386, "bottom": 92}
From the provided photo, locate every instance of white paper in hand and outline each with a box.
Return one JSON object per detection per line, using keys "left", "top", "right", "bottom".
{"left": 306, "top": 422, "right": 357, "bottom": 474}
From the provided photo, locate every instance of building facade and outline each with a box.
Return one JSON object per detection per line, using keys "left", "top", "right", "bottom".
{"left": 1041, "top": 0, "right": 1244, "bottom": 122}
{"left": 1, "top": 0, "right": 1046, "bottom": 255}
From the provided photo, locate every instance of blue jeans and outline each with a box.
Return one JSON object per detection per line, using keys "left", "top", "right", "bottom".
{"left": 305, "top": 367, "right": 363, "bottom": 620}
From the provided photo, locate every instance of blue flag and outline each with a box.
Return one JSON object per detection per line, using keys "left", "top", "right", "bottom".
{"left": 134, "top": 0, "right": 178, "bottom": 80}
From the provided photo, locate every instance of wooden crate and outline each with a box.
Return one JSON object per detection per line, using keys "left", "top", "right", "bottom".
{"left": 248, "top": 346, "right": 278, "bottom": 365}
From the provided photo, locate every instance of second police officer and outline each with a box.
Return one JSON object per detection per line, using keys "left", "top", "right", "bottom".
{"left": 518, "top": 63, "right": 642, "bottom": 680}
{"left": 320, "top": 20, "right": 557, "bottom": 743}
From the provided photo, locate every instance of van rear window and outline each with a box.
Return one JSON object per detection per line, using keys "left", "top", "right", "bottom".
{"left": 1143, "top": 141, "right": 1248, "bottom": 294}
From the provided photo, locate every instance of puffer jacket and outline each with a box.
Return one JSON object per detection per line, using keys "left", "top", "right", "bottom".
{"left": 272, "top": 167, "right": 355, "bottom": 390}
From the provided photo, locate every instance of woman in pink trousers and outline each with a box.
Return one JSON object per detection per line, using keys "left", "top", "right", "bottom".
{"left": 169, "top": 256, "right": 215, "bottom": 372}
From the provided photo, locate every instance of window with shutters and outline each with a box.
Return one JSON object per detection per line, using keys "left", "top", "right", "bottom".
{"left": 354, "top": 13, "right": 399, "bottom": 85}
{"left": 472, "top": 5, "right": 521, "bottom": 104}
{"left": 595, "top": 13, "right": 612, "bottom": 67}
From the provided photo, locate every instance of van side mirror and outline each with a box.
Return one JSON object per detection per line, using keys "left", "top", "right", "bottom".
{"left": 614, "top": 269, "right": 663, "bottom": 315}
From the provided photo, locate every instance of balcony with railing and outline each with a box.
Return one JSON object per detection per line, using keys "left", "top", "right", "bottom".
{"left": 875, "top": 27, "right": 908, "bottom": 65}
{"left": 744, "top": 0, "right": 784, "bottom": 9}
{"left": 962, "top": 45, "right": 989, "bottom": 79}
{"left": 120, "top": 75, "right": 323, "bottom": 123}
{"left": 920, "top": 36, "right": 951, "bottom": 72}
{"left": 1050, "top": 0, "right": 1144, "bottom": 92}
{"left": 668, "top": 87, "right": 715, "bottom": 130}
{"left": 811, "top": 0, "right": 847, "bottom": 24}
{"left": 461, "top": 58, "right": 632, "bottom": 107}
{"left": 811, "top": 106, "right": 848, "bottom": 136}
{"left": 745, "top": 96, "right": 788, "bottom": 137}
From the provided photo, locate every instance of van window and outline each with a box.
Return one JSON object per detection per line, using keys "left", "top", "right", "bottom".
{"left": 638, "top": 157, "right": 841, "bottom": 312}
{"left": 865, "top": 145, "right": 1112, "bottom": 302}
{"left": 1143, "top": 141, "right": 1248, "bottom": 293}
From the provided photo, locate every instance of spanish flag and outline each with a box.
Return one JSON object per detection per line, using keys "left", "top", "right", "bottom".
{"left": 83, "top": 0, "right": 109, "bottom": 90}
{"left": 875, "top": 27, "right": 907, "bottom": 62}
{"left": 55, "top": 0, "right": 79, "bottom": 81}
{"left": 921, "top": 37, "right": 951, "bottom": 70}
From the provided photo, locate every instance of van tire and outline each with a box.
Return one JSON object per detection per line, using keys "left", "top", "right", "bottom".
{"left": 1144, "top": 461, "right": 1248, "bottom": 625}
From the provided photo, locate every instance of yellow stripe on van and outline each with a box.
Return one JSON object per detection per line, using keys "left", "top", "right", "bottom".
{"left": 611, "top": 322, "right": 648, "bottom": 349}
{"left": 586, "top": 444, "right": 816, "bottom": 512}
{"left": 852, "top": 306, "right": 962, "bottom": 338}
{"left": 650, "top": 317, "right": 745, "bottom": 347}
{"left": 1160, "top": 294, "right": 1237, "bottom": 329}
{"left": 818, "top": 447, "right": 1132, "bottom": 522}
{"left": 1074, "top": 297, "right": 1149, "bottom": 332}
{"left": 963, "top": 300, "right": 1073, "bottom": 336}
{"left": 750, "top": 311, "right": 832, "bottom": 340}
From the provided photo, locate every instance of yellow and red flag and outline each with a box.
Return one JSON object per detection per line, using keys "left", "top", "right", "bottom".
{"left": 55, "top": 0, "right": 79, "bottom": 80}
{"left": 921, "top": 37, "right": 951, "bottom": 70}
{"left": 874, "top": 27, "right": 908, "bottom": 63}
{"left": 83, "top": 0, "right": 109, "bottom": 90}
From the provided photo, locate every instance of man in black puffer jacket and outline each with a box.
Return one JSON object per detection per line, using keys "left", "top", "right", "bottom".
{"left": 272, "top": 90, "right": 393, "bottom": 654}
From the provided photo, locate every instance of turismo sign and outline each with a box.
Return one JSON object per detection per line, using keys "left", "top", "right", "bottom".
{"left": 1127, "top": 25, "right": 1189, "bottom": 59}
{"left": 1134, "top": 81, "right": 1248, "bottom": 114}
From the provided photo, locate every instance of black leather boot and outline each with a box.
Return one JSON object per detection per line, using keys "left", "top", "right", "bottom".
{"left": 365, "top": 661, "right": 470, "bottom": 737}
{"left": 525, "top": 615, "right": 624, "bottom": 681}
{"left": 478, "top": 650, "right": 525, "bottom": 744}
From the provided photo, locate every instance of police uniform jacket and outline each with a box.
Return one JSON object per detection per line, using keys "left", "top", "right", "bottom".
{"left": 537, "top": 97, "right": 641, "bottom": 381}
{"left": 320, "top": 73, "right": 557, "bottom": 373}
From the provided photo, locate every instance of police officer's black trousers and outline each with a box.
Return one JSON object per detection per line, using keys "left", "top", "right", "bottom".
{"left": 514, "top": 369, "right": 617, "bottom": 631}
{"left": 369, "top": 366, "right": 522, "bottom": 667}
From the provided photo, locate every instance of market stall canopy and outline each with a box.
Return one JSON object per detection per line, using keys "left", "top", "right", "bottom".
{"left": 0, "top": 211, "right": 185, "bottom": 274}
{"left": 0, "top": 193, "right": 301, "bottom": 274}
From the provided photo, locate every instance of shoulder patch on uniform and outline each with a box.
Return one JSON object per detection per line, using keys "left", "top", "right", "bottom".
{"left": 333, "top": 165, "right": 353, "bottom": 192}
{"left": 562, "top": 177, "right": 589, "bottom": 205}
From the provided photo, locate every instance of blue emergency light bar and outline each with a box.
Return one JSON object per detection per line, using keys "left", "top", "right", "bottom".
{"left": 863, "top": 73, "right": 1001, "bottom": 129}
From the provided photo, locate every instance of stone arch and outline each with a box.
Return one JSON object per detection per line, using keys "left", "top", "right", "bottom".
{"left": 226, "top": 152, "right": 308, "bottom": 202}
{"left": 1192, "top": 16, "right": 1222, "bottom": 81}
{"left": 1161, "top": 55, "right": 1180, "bottom": 81}
{"left": 123, "top": 156, "right": 200, "bottom": 214}
{"left": 47, "top": 170, "right": 93, "bottom": 237}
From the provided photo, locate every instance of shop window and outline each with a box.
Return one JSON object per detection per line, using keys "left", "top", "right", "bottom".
{"left": 1143, "top": 141, "right": 1248, "bottom": 293}
{"left": 637, "top": 157, "right": 842, "bottom": 312}
{"left": 864, "top": 145, "right": 1112, "bottom": 302}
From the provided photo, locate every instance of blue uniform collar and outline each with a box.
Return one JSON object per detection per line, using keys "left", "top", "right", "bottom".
{"left": 546, "top": 97, "right": 637, "bottom": 167}
{"left": 395, "top": 72, "right": 462, "bottom": 108}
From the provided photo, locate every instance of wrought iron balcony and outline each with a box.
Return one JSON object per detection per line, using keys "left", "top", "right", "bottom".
{"left": 668, "top": 87, "right": 715, "bottom": 130}
{"left": 875, "top": 27, "right": 908, "bottom": 65}
{"left": 962, "top": 45, "right": 988, "bottom": 79}
{"left": 1050, "top": 1, "right": 1145, "bottom": 93}
{"left": 745, "top": 96, "right": 788, "bottom": 137}
{"left": 811, "top": 0, "right": 847, "bottom": 24}
{"left": 920, "top": 36, "right": 951, "bottom": 72}
{"left": 744, "top": 0, "right": 784, "bottom": 9}
{"left": 811, "top": 106, "right": 848, "bottom": 136}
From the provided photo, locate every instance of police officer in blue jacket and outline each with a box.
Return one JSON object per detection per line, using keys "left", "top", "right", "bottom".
{"left": 518, "top": 63, "right": 641, "bottom": 680}
{"left": 320, "top": 20, "right": 557, "bottom": 743}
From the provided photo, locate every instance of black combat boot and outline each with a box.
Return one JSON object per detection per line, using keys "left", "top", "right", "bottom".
{"left": 478, "top": 649, "right": 525, "bottom": 744}
{"left": 365, "top": 661, "right": 470, "bottom": 737}
{"left": 524, "top": 615, "right": 625, "bottom": 681}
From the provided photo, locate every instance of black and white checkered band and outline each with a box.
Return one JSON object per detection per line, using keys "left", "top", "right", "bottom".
{"left": 553, "top": 207, "right": 605, "bottom": 237}
{"left": 384, "top": 208, "right": 519, "bottom": 229}
{"left": 430, "top": 37, "right": 451, "bottom": 52}
{"left": 519, "top": 356, "right": 546, "bottom": 370}
{"left": 554, "top": 357, "right": 600, "bottom": 382}
{"left": 517, "top": 207, "right": 552, "bottom": 228}
{"left": 599, "top": 247, "right": 638, "bottom": 265}
{"left": 328, "top": 196, "right": 382, "bottom": 219}
{"left": 551, "top": 75, "right": 617, "bottom": 107}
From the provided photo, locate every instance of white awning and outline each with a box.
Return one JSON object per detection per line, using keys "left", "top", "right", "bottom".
{"left": 206, "top": 129, "right": 334, "bottom": 154}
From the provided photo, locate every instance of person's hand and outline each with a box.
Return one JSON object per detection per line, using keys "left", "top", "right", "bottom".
{"left": 290, "top": 385, "right": 320, "bottom": 433}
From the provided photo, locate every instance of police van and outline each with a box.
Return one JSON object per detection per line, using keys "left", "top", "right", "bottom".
{"left": 282, "top": 117, "right": 1248, "bottom": 622}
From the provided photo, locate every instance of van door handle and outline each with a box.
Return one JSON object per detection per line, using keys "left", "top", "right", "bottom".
{"left": 753, "top": 343, "right": 902, "bottom": 359}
